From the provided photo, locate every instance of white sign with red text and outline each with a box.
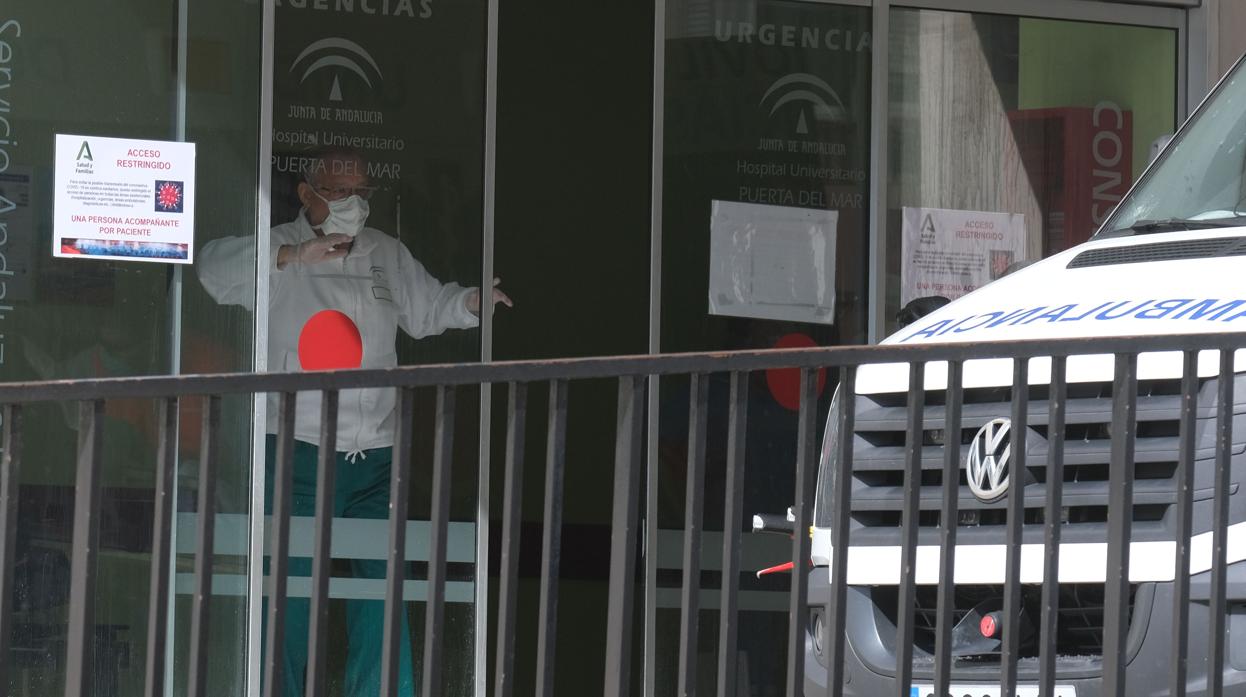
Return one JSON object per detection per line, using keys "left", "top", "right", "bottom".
{"left": 900, "top": 206, "right": 1026, "bottom": 304}
{"left": 53, "top": 134, "right": 196, "bottom": 264}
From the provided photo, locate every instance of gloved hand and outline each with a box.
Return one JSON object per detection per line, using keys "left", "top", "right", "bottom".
{"left": 277, "top": 233, "right": 352, "bottom": 269}
{"left": 467, "top": 277, "right": 514, "bottom": 314}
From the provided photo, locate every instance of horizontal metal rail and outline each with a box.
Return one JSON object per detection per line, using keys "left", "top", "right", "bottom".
{"left": 3, "top": 331, "right": 1246, "bottom": 403}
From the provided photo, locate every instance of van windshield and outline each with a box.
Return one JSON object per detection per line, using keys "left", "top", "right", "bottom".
{"left": 1103, "top": 58, "right": 1246, "bottom": 236}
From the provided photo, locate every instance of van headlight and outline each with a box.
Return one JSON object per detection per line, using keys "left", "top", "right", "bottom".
{"left": 813, "top": 387, "right": 842, "bottom": 530}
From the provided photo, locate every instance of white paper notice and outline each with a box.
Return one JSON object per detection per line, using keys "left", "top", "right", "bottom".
{"left": 53, "top": 134, "right": 196, "bottom": 264}
{"left": 708, "top": 200, "right": 837, "bottom": 325}
{"left": 900, "top": 206, "right": 1026, "bottom": 304}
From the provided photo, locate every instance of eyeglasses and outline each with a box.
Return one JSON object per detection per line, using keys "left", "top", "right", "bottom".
{"left": 313, "top": 184, "right": 379, "bottom": 201}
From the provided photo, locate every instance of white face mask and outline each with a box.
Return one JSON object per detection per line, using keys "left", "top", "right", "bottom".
{"left": 313, "top": 191, "right": 370, "bottom": 238}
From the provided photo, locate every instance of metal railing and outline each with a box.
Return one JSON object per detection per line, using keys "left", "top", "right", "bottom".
{"left": 0, "top": 331, "right": 1243, "bottom": 697}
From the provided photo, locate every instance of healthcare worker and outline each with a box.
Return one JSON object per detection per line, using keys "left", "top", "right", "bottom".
{"left": 198, "top": 146, "right": 511, "bottom": 697}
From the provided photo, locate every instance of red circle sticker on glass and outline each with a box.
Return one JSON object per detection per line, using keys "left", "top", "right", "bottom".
{"left": 298, "top": 310, "right": 363, "bottom": 370}
{"left": 765, "top": 333, "right": 827, "bottom": 411}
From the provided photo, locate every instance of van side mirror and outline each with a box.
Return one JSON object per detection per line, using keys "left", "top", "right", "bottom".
{"left": 895, "top": 296, "right": 951, "bottom": 328}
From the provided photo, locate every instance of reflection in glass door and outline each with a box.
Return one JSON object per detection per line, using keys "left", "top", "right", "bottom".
{"left": 885, "top": 8, "right": 1178, "bottom": 334}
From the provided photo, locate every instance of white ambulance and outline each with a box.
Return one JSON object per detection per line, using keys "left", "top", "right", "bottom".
{"left": 807, "top": 56, "right": 1246, "bottom": 697}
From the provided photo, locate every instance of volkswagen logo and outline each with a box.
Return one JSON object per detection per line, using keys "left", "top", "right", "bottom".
{"left": 966, "top": 418, "right": 1012, "bottom": 502}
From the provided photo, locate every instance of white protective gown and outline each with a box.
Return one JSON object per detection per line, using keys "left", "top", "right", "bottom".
{"left": 197, "top": 211, "right": 479, "bottom": 451}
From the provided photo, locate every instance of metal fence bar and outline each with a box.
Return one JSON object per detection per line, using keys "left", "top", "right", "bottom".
{"left": 262, "top": 393, "right": 295, "bottom": 697}
{"left": 677, "top": 374, "right": 709, "bottom": 697}
{"left": 1038, "top": 356, "right": 1067, "bottom": 697}
{"left": 64, "top": 399, "right": 104, "bottom": 697}
{"left": 306, "top": 390, "right": 339, "bottom": 697}
{"left": 1208, "top": 350, "right": 1234, "bottom": 696}
{"left": 495, "top": 382, "right": 528, "bottom": 697}
{"left": 1001, "top": 359, "right": 1029, "bottom": 695}
{"left": 785, "top": 369, "right": 818, "bottom": 697}
{"left": 825, "top": 366, "right": 856, "bottom": 697}
{"left": 189, "top": 395, "right": 222, "bottom": 697}
{"left": 0, "top": 404, "right": 22, "bottom": 693}
{"left": 604, "top": 375, "right": 646, "bottom": 697}
{"left": 423, "top": 385, "right": 458, "bottom": 697}
{"left": 1169, "top": 350, "right": 1198, "bottom": 697}
{"left": 932, "top": 361, "right": 964, "bottom": 697}
{"left": 535, "top": 379, "right": 568, "bottom": 697}
{"left": 144, "top": 398, "right": 178, "bottom": 697}
{"left": 894, "top": 362, "right": 924, "bottom": 697}
{"left": 716, "top": 371, "right": 749, "bottom": 697}
{"left": 381, "top": 387, "right": 416, "bottom": 697}
{"left": 1102, "top": 353, "right": 1137, "bottom": 697}
{"left": 643, "top": 373, "right": 660, "bottom": 697}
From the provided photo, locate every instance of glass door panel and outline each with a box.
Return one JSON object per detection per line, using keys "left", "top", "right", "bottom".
{"left": 659, "top": 1, "right": 872, "bottom": 693}
{"left": 244, "top": 3, "right": 491, "bottom": 694}
{"left": 1, "top": 1, "right": 263, "bottom": 694}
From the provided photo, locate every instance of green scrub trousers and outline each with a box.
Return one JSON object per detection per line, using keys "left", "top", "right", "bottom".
{"left": 264, "top": 436, "right": 417, "bottom": 697}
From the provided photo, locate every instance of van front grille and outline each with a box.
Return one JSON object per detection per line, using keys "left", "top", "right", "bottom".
{"left": 837, "top": 380, "right": 1188, "bottom": 546}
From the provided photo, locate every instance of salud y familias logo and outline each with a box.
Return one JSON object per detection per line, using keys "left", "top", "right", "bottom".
{"left": 74, "top": 141, "right": 95, "bottom": 175}
{"left": 154, "top": 181, "right": 184, "bottom": 213}
{"left": 919, "top": 213, "right": 936, "bottom": 244}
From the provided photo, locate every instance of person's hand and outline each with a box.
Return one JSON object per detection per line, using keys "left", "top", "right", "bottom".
{"left": 467, "top": 278, "right": 513, "bottom": 314}
{"left": 277, "top": 233, "right": 352, "bottom": 269}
